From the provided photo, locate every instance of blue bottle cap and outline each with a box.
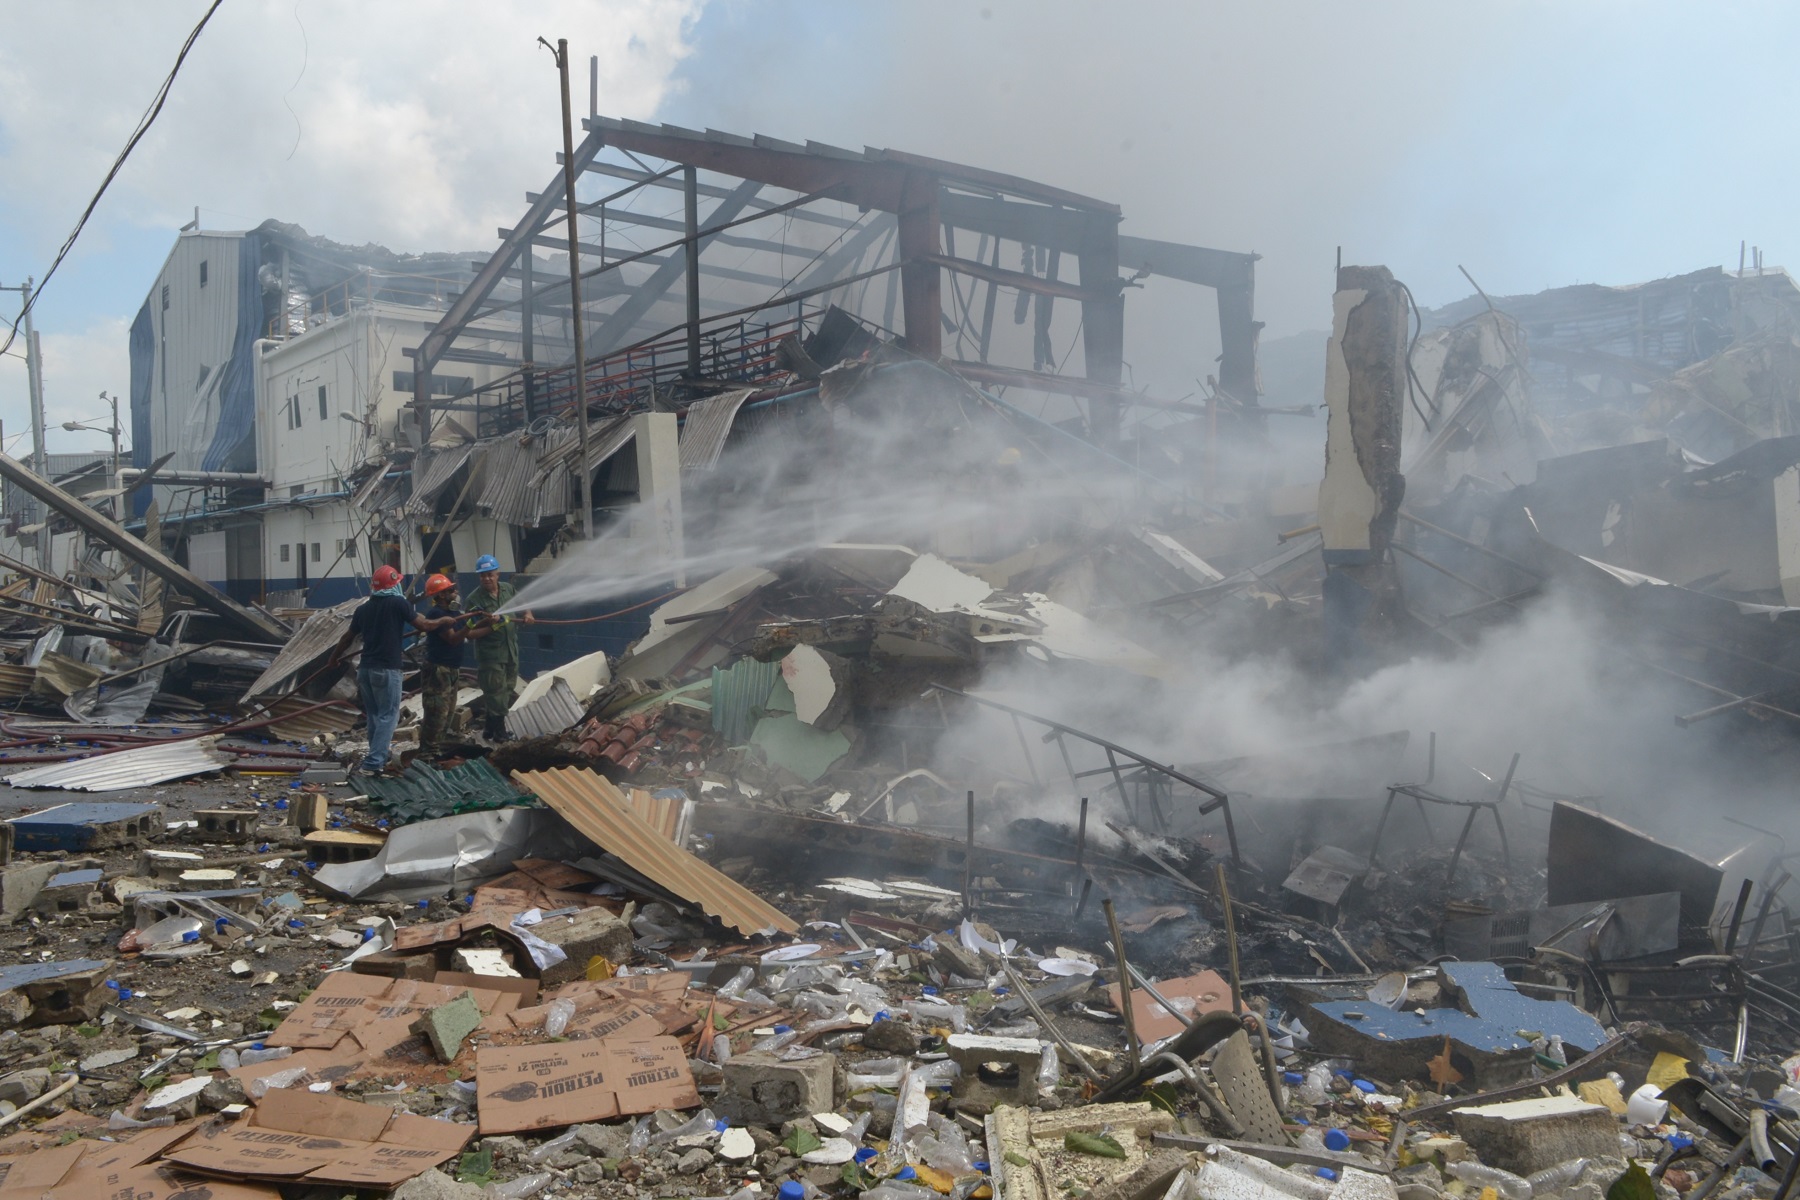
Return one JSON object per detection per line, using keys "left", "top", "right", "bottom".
{"left": 181, "top": 931, "right": 199, "bottom": 943}
{"left": 362, "top": 927, "right": 376, "bottom": 942}
{"left": 1283, "top": 1071, "right": 1304, "bottom": 1085}
{"left": 921, "top": 986, "right": 938, "bottom": 996}
{"left": 778, "top": 1184, "right": 806, "bottom": 1200}
{"left": 713, "top": 1120, "right": 727, "bottom": 1132}
{"left": 1316, "top": 1168, "right": 1338, "bottom": 1181}
{"left": 1352, "top": 1078, "right": 1376, "bottom": 1093}
{"left": 1323, "top": 1128, "right": 1350, "bottom": 1152}
{"left": 853, "top": 1148, "right": 877, "bottom": 1163}
{"left": 872, "top": 1011, "right": 890, "bottom": 1023}
{"left": 895, "top": 1167, "right": 916, "bottom": 1181}
{"left": 252, "top": 1043, "right": 265, "bottom": 1051}
{"left": 773, "top": 1024, "right": 792, "bottom": 1034}
{"left": 973, "top": 1162, "right": 989, "bottom": 1172}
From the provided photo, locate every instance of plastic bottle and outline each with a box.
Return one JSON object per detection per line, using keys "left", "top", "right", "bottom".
{"left": 239, "top": 1045, "right": 293, "bottom": 1066}
{"left": 217, "top": 1047, "right": 241, "bottom": 1070}
{"left": 845, "top": 1057, "right": 907, "bottom": 1092}
{"left": 1526, "top": 1159, "right": 1589, "bottom": 1197}
{"left": 543, "top": 998, "right": 577, "bottom": 1038}
{"left": 917, "top": 1116, "right": 973, "bottom": 1172}
{"left": 1295, "top": 1064, "right": 1331, "bottom": 1106}
{"left": 858, "top": 1184, "right": 938, "bottom": 1200}
{"left": 1295, "top": 1127, "right": 1326, "bottom": 1154}
{"left": 713, "top": 1034, "right": 733, "bottom": 1064}
{"left": 528, "top": 1128, "right": 581, "bottom": 1163}
{"left": 648, "top": 1108, "right": 721, "bottom": 1146}
{"left": 483, "top": 1172, "right": 552, "bottom": 1200}
{"left": 1446, "top": 1160, "right": 1532, "bottom": 1200}
{"left": 905, "top": 1000, "right": 967, "bottom": 1033}
{"left": 110, "top": 1110, "right": 176, "bottom": 1131}
{"left": 246, "top": 1066, "right": 310, "bottom": 1098}
{"left": 716, "top": 967, "right": 755, "bottom": 999}
{"left": 844, "top": 1111, "right": 873, "bottom": 1142}
{"left": 625, "top": 1115, "right": 654, "bottom": 1156}
{"left": 751, "top": 1025, "right": 802, "bottom": 1053}
{"left": 1037, "top": 1043, "right": 1061, "bottom": 1094}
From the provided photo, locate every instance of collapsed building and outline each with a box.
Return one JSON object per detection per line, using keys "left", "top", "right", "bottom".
{"left": 3, "top": 117, "right": 1800, "bottom": 1200}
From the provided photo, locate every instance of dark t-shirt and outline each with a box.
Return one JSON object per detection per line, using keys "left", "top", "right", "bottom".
{"left": 349, "top": 594, "right": 418, "bottom": 671}
{"left": 424, "top": 605, "right": 465, "bottom": 668}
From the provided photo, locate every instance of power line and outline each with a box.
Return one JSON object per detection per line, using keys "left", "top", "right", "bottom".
{"left": 0, "top": 0, "right": 224, "bottom": 358}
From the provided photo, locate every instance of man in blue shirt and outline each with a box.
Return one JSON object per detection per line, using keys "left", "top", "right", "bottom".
{"left": 329, "top": 565, "right": 452, "bottom": 775}
{"left": 418, "top": 572, "right": 490, "bottom": 759}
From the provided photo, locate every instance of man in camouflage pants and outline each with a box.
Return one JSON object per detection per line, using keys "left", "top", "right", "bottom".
{"left": 418, "top": 573, "right": 473, "bottom": 759}
{"left": 465, "top": 555, "right": 534, "bottom": 741}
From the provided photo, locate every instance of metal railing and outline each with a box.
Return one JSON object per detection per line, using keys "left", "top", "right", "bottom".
{"left": 469, "top": 308, "right": 820, "bottom": 438}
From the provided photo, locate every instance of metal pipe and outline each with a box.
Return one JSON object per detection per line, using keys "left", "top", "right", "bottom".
{"left": 1690, "top": 1137, "right": 1752, "bottom": 1200}
{"left": 1217, "top": 861, "right": 1242, "bottom": 1014}
{"left": 1001, "top": 959, "right": 1102, "bottom": 1082}
{"left": 1752, "top": 1110, "right": 1776, "bottom": 1173}
{"left": 1727, "top": 878, "right": 1756, "bottom": 954}
{"left": 1146, "top": 1052, "right": 1240, "bottom": 1137}
{"left": 962, "top": 789, "right": 976, "bottom": 918}
{"left": 1103, "top": 898, "right": 1142, "bottom": 1076}
{"left": 550, "top": 37, "right": 591, "bottom": 540}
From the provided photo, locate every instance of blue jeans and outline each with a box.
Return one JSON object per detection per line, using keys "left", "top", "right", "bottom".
{"left": 357, "top": 667, "right": 404, "bottom": 771}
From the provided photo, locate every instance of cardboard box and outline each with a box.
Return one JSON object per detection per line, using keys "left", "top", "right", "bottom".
{"left": 264, "top": 971, "right": 391, "bottom": 1049}
{"left": 0, "top": 1125, "right": 279, "bottom": 1200}
{"left": 476, "top": 1035, "right": 697, "bottom": 1134}
{"left": 160, "top": 1088, "right": 472, "bottom": 1189}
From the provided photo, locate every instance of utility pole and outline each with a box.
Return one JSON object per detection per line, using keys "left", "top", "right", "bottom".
{"left": 542, "top": 36, "right": 591, "bottom": 540}
{"left": 0, "top": 279, "right": 50, "bottom": 568}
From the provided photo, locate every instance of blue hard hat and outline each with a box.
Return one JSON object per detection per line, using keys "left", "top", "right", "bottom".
{"left": 475, "top": 555, "right": 500, "bottom": 572}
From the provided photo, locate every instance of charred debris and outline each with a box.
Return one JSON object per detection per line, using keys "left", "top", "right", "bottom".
{"left": 2, "top": 126, "right": 1800, "bottom": 1200}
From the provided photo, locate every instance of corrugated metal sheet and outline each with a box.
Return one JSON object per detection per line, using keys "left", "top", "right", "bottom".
{"left": 475, "top": 434, "right": 546, "bottom": 527}
{"left": 405, "top": 442, "right": 478, "bottom": 515}
{"left": 354, "top": 757, "right": 529, "bottom": 824}
{"left": 622, "top": 786, "right": 689, "bottom": 843}
{"left": 505, "top": 675, "right": 585, "bottom": 740}
{"left": 528, "top": 415, "right": 636, "bottom": 491}
{"left": 0, "top": 665, "right": 37, "bottom": 699}
{"left": 265, "top": 696, "right": 359, "bottom": 744}
{"left": 679, "top": 389, "right": 755, "bottom": 472}
{"left": 710, "top": 656, "right": 780, "bottom": 744}
{"left": 515, "top": 765, "right": 796, "bottom": 937}
{"left": 243, "top": 600, "right": 359, "bottom": 700}
{"left": 5, "top": 736, "right": 231, "bottom": 792}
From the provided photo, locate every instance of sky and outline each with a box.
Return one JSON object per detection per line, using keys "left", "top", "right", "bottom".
{"left": 1, "top": 0, "right": 1795, "bottom": 457}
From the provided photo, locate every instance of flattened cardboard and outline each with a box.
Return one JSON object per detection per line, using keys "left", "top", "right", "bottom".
{"left": 508, "top": 998, "right": 662, "bottom": 1043}
{"left": 548, "top": 973, "right": 687, "bottom": 1004}
{"left": 0, "top": 1140, "right": 87, "bottom": 1195}
{"left": 265, "top": 971, "right": 390, "bottom": 1049}
{"left": 474, "top": 1035, "right": 698, "bottom": 1134}
{"left": 161, "top": 1088, "right": 471, "bottom": 1189}
{"left": 476, "top": 1041, "right": 621, "bottom": 1134}
{"left": 229, "top": 1042, "right": 365, "bottom": 1092}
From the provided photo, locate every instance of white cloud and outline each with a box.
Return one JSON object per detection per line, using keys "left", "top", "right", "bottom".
{"left": 0, "top": 1, "right": 701, "bottom": 255}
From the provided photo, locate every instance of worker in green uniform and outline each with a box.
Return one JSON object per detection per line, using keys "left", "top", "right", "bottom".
{"left": 465, "top": 554, "right": 535, "bottom": 741}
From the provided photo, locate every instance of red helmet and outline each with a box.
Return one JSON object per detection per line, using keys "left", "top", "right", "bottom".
{"left": 424, "top": 573, "right": 455, "bottom": 597}
{"left": 371, "top": 565, "right": 402, "bottom": 589}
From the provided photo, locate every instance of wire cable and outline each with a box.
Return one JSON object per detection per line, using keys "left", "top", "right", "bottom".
{"left": 0, "top": 0, "right": 224, "bottom": 358}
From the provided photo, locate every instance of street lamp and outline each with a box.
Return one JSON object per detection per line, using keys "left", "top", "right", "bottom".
{"left": 63, "top": 391, "right": 122, "bottom": 519}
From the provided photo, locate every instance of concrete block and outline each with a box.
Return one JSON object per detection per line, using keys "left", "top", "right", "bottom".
{"left": 31, "top": 868, "right": 105, "bottom": 915}
{"left": 195, "top": 810, "right": 254, "bottom": 843}
{"left": 288, "top": 795, "right": 329, "bottom": 833}
{"left": 0, "top": 862, "right": 62, "bottom": 920}
{"left": 527, "top": 908, "right": 633, "bottom": 987}
{"left": 716, "top": 1050, "right": 837, "bottom": 1125}
{"left": 409, "top": 990, "right": 483, "bottom": 1062}
{"left": 946, "top": 1033, "right": 1042, "bottom": 1106}
{"left": 1451, "top": 1094, "right": 1622, "bottom": 1176}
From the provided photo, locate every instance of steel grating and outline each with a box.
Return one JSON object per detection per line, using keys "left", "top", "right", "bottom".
{"left": 514, "top": 765, "right": 796, "bottom": 937}
{"left": 4, "top": 736, "right": 231, "bottom": 792}
{"left": 354, "top": 757, "right": 532, "bottom": 825}
{"left": 710, "top": 656, "right": 780, "bottom": 745}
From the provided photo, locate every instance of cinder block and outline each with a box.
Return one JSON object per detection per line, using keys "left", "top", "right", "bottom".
{"left": 1451, "top": 1095, "right": 1621, "bottom": 1175}
{"left": 716, "top": 1050, "right": 837, "bottom": 1124}
{"left": 195, "top": 810, "right": 254, "bottom": 843}
{"left": 945, "top": 1032, "right": 1043, "bottom": 1106}
{"left": 31, "top": 868, "right": 105, "bottom": 915}
{"left": 526, "top": 908, "right": 633, "bottom": 987}
{"left": 288, "top": 794, "right": 329, "bottom": 833}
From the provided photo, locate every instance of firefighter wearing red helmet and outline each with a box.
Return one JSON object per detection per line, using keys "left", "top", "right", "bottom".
{"left": 328, "top": 565, "right": 454, "bottom": 776}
